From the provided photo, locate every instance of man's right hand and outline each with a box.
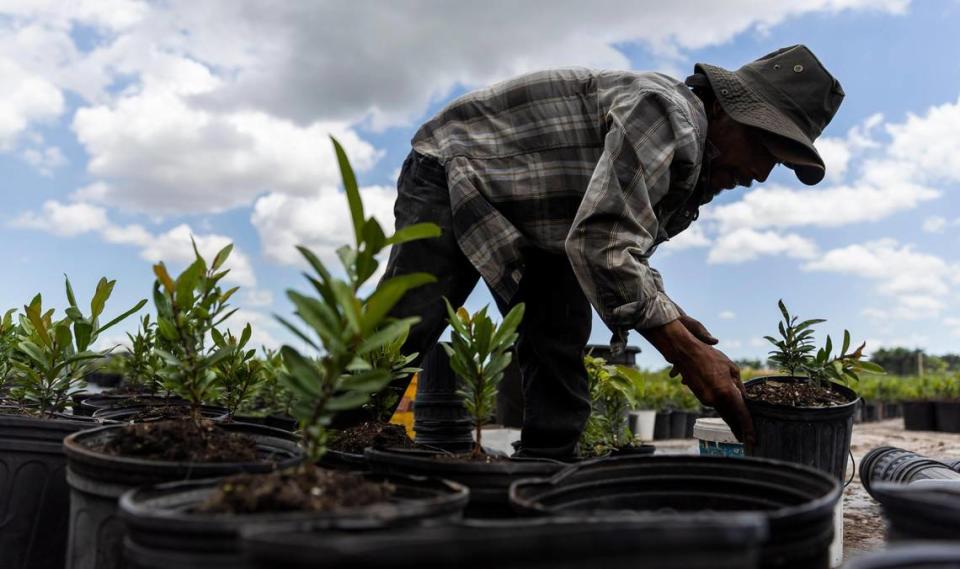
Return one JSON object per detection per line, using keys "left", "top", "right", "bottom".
{"left": 642, "top": 319, "right": 755, "bottom": 446}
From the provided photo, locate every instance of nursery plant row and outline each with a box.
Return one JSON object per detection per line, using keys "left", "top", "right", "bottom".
{"left": 0, "top": 138, "right": 904, "bottom": 569}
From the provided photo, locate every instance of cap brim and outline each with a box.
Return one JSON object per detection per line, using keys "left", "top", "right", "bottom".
{"left": 695, "top": 62, "right": 827, "bottom": 186}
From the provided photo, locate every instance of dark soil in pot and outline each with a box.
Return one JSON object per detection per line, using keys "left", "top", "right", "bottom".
{"left": 745, "top": 376, "right": 858, "bottom": 482}
{"left": 229, "top": 414, "right": 298, "bottom": 432}
{"left": 366, "top": 447, "right": 564, "bottom": 518}
{"left": 510, "top": 454, "right": 840, "bottom": 569}
{"left": 63, "top": 421, "right": 302, "bottom": 569}
{"left": 319, "top": 421, "right": 414, "bottom": 470}
{"left": 902, "top": 400, "right": 937, "bottom": 431}
{"left": 242, "top": 513, "right": 768, "bottom": 569}
{"left": 119, "top": 470, "right": 468, "bottom": 569}
{"left": 79, "top": 393, "right": 184, "bottom": 416}
{"left": 934, "top": 400, "right": 960, "bottom": 433}
{"left": 0, "top": 412, "right": 95, "bottom": 569}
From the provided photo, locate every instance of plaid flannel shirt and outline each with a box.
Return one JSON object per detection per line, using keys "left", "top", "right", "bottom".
{"left": 411, "top": 68, "right": 709, "bottom": 335}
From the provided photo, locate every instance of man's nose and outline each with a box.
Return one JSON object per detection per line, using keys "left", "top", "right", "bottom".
{"left": 754, "top": 159, "right": 777, "bottom": 183}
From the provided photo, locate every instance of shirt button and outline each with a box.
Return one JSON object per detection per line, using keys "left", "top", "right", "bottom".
{"left": 512, "top": 269, "right": 523, "bottom": 282}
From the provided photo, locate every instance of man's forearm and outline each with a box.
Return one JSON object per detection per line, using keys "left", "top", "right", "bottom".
{"left": 640, "top": 318, "right": 703, "bottom": 364}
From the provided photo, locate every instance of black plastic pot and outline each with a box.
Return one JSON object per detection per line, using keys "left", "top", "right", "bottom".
{"left": 316, "top": 448, "right": 367, "bottom": 471}
{"left": 870, "top": 483, "right": 960, "bottom": 542}
{"left": 859, "top": 447, "right": 960, "bottom": 499}
{"left": 85, "top": 371, "right": 124, "bottom": 388}
{"left": 120, "top": 473, "right": 469, "bottom": 569}
{"left": 884, "top": 403, "right": 901, "bottom": 419}
{"left": 934, "top": 401, "right": 960, "bottom": 433}
{"left": 653, "top": 410, "right": 672, "bottom": 440}
{"left": 243, "top": 514, "right": 767, "bottom": 569}
{"left": 902, "top": 400, "right": 937, "bottom": 431}
{"left": 92, "top": 404, "right": 228, "bottom": 423}
{"left": 0, "top": 413, "right": 94, "bottom": 569}
{"left": 365, "top": 447, "right": 564, "bottom": 518}
{"left": 413, "top": 346, "right": 474, "bottom": 452}
{"left": 669, "top": 410, "right": 688, "bottom": 439}
{"left": 79, "top": 394, "right": 184, "bottom": 416}
{"left": 685, "top": 411, "right": 699, "bottom": 438}
{"left": 63, "top": 422, "right": 303, "bottom": 569}
{"left": 946, "top": 458, "right": 960, "bottom": 473}
{"left": 845, "top": 544, "right": 960, "bottom": 569}
{"left": 510, "top": 454, "right": 840, "bottom": 569}
{"left": 230, "top": 414, "right": 298, "bottom": 432}
{"left": 863, "top": 401, "right": 880, "bottom": 422}
{"left": 745, "top": 376, "right": 858, "bottom": 482}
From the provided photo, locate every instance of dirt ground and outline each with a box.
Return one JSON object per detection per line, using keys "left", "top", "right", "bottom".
{"left": 844, "top": 419, "right": 960, "bottom": 560}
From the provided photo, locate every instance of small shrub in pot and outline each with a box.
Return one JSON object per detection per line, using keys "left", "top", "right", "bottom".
{"left": 745, "top": 300, "right": 883, "bottom": 481}
{"left": 1, "top": 276, "right": 144, "bottom": 569}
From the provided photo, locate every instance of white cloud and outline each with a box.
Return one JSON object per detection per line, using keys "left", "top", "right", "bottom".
{"left": 707, "top": 228, "right": 818, "bottom": 264}
{"left": 923, "top": 216, "right": 947, "bottom": 233}
{"left": 806, "top": 239, "right": 960, "bottom": 319}
{"left": 0, "top": 57, "right": 63, "bottom": 149}
{"left": 158, "top": 1, "right": 906, "bottom": 129}
{"left": 21, "top": 145, "right": 66, "bottom": 176}
{"left": 251, "top": 185, "right": 397, "bottom": 267}
{"left": 813, "top": 113, "right": 883, "bottom": 182}
{"left": 719, "top": 310, "right": 736, "bottom": 320}
{"left": 661, "top": 224, "right": 711, "bottom": 252}
{"left": 72, "top": 80, "right": 381, "bottom": 214}
{"left": 226, "top": 308, "right": 282, "bottom": 350}
{"left": 12, "top": 200, "right": 257, "bottom": 286}
{"left": 12, "top": 200, "right": 109, "bottom": 236}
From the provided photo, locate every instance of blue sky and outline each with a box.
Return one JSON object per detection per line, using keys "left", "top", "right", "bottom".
{"left": 1, "top": 1, "right": 958, "bottom": 369}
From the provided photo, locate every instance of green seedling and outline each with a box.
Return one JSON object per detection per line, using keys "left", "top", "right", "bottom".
{"left": 212, "top": 323, "right": 265, "bottom": 417}
{"left": 443, "top": 301, "right": 525, "bottom": 458}
{"left": 580, "top": 355, "right": 637, "bottom": 456}
{"left": 276, "top": 136, "right": 440, "bottom": 461}
{"left": 765, "top": 299, "right": 884, "bottom": 390}
{"left": 152, "top": 242, "right": 239, "bottom": 422}
{"left": 12, "top": 276, "right": 146, "bottom": 416}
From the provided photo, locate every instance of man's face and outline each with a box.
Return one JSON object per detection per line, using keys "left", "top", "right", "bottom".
{"left": 705, "top": 107, "right": 779, "bottom": 195}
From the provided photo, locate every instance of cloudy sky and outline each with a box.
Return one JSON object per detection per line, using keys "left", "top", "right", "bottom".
{"left": 2, "top": 0, "right": 958, "bottom": 368}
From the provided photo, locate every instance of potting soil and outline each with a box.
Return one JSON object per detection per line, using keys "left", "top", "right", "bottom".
{"left": 91, "top": 419, "right": 258, "bottom": 462}
{"left": 196, "top": 466, "right": 396, "bottom": 514}
{"left": 328, "top": 421, "right": 414, "bottom": 454}
{"left": 747, "top": 380, "right": 850, "bottom": 407}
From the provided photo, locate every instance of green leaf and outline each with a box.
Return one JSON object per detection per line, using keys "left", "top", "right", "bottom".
{"left": 362, "top": 273, "right": 435, "bottom": 333}
{"left": 490, "top": 303, "right": 525, "bottom": 350}
{"left": 859, "top": 361, "right": 885, "bottom": 374}
{"left": 361, "top": 218, "right": 387, "bottom": 253}
{"left": 274, "top": 315, "right": 320, "bottom": 352}
{"left": 73, "top": 321, "right": 94, "bottom": 352}
{"left": 154, "top": 263, "right": 176, "bottom": 294}
{"left": 842, "top": 330, "right": 851, "bottom": 356}
{"left": 90, "top": 277, "right": 115, "bottom": 320}
{"left": 340, "top": 369, "right": 391, "bottom": 393}
{"left": 280, "top": 346, "right": 322, "bottom": 397}
{"left": 97, "top": 298, "right": 147, "bottom": 335}
{"left": 211, "top": 327, "right": 226, "bottom": 347}
{"left": 357, "top": 317, "right": 419, "bottom": 355}
{"left": 239, "top": 323, "right": 252, "bottom": 348}
{"left": 331, "top": 280, "right": 362, "bottom": 334}
{"left": 327, "top": 390, "right": 371, "bottom": 411}
{"left": 297, "top": 246, "right": 332, "bottom": 282}
{"left": 175, "top": 259, "right": 204, "bottom": 308}
{"left": 385, "top": 222, "right": 442, "bottom": 246}
{"left": 64, "top": 275, "right": 78, "bottom": 309}
{"left": 331, "top": 136, "right": 364, "bottom": 246}
{"left": 212, "top": 243, "right": 234, "bottom": 270}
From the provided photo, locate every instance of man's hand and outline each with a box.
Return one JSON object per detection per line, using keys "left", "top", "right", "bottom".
{"left": 678, "top": 314, "right": 718, "bottom": 345}
{"left": 642, "top": 319, "right": 755, "bottom": 446}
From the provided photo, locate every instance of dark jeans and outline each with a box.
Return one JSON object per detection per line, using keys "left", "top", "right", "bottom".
{"left": 369, "top": 150, "right": 592, "bottom": 458}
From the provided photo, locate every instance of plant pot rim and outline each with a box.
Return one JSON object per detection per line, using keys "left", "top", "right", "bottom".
{"left": 0, "top": 408, "right": 95, "bottom": 428}
{"left": 63, "top": 422, "right": 303, "bottom": 473}
{"left": 509, "top": 453, "right": 840, "bottom": 523}
{"left": 365, "top": 447, "right": 564, "bottom": 474}
{"left": 745, "top": 375, "right": 860, "bottom": 412}
{"left": 119, "top": 472, "right": 469, "bottom": 529}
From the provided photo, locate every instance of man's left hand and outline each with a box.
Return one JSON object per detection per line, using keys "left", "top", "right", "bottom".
{"left": 678, "top": 314, "right": 718, "bottom": 345}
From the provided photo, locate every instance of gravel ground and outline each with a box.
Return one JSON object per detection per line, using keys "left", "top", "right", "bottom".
{"left": 844, "top": 419, "right": 960, "bottom": 561}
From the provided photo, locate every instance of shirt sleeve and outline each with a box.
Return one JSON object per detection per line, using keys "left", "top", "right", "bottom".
{"left": 565, "top": 89, "right": 701, "bottom": 332}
